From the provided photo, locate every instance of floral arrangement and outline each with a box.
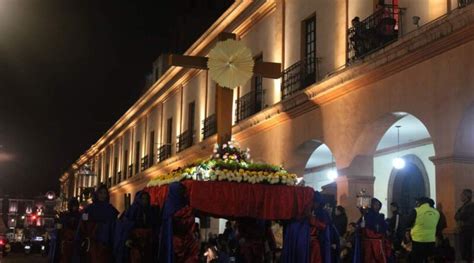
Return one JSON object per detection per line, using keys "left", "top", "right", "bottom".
{"left": 147, "top": 141, "right": 298, "bottom": 187}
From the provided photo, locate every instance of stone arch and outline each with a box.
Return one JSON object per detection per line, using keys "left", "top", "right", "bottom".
{"left": 454, "top": 102, "right": 474, "bottom": 158}
{"left": 387, "top": 154, "right": 430, "bottom": 215}
{"left": 347, "top": 111, "right": 438, "bottom": 170}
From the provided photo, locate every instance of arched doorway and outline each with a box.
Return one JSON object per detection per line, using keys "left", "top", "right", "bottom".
{"left": 303, "top": 142, "right": 338, "bottom": 206}
{"left": 389, "top": 156, "right": 429, "bottom": 215}
{"left": 373, "top": 113, "right": 436, "bottom": 216}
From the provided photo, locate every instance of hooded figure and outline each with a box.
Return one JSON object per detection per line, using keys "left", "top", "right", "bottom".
{"left": 114, "top": 191, "right": 160, "bottom": 263}
{"left": 80, "top": 184, "right": 119, "bottom": 263}
{"left": 313, "top": 191, "right": 340, "bottom": 263}
{"left": 158, "top": 182, "right": 199, "bottom": 263}
{"left": 353, "top": 198, "right": 392, "bottom": 263}
{"left": 50, "top": 198, "right": 81, "bottom": 263}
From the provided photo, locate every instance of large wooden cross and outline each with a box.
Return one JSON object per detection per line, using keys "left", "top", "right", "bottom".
{"left": 166, "top": 32, "right": 281, "bottom": 145}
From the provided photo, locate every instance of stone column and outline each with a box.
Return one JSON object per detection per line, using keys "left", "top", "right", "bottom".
{"left": 336, "top": 155, "right": 375, "bottom": 222}
{"left": 430, "top": 155, "right": 474, "bottom": 234}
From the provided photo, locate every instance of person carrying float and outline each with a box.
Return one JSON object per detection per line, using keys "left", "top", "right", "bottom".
{"left": 114, "top": 191, "right": 160, "bottom": 263}
{"left": 49, "top": 198, "right": 81, "bottom": 263}
{"left": 158, "top": 182, "right": 199, "bottom": 263}
{"left": 313, "top": 191, "right": 340, "bottom": 263}
{"left": 79, "top": 184, "right": 119, "bottom": 263}
{"left": 353, "top": 198, "right": 392, "bottom": 263}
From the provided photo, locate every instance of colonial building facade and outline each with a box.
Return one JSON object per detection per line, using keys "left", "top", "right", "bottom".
{"left": 61, "top": 0, "right": 474, "bottom": 237}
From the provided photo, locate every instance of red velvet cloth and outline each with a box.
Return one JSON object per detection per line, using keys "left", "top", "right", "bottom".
{"left": 361, "top": 228, "right": 392, "bottom": 263}
{"left": 173, "top": 206, "right": 199, "bottom": 263}
{"left": 146, "top": 180, "right": 314, "bottom": 220}
{"left": 309, "top": 216, "right": 326, "bottom": 263}
{"left": 145, "top": 184, "right": 169, "bottom": 208}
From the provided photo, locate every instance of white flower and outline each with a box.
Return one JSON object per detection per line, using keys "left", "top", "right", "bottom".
{"left": 223, "top": 144, "right": 227, "bottom": 148}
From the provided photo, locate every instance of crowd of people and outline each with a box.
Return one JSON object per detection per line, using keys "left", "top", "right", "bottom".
{"left": 48, "top": 184, "right": 474, "bottom": 263}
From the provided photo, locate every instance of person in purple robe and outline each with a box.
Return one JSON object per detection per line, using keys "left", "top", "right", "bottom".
{"left": 114, "top": 191, "right": 160, "bottom": 263}
{"left": 353, "top": 198, "right": 392, "bottom": 263}
{"left": 313, "top": 191, "right": 340, "bottom": 263}
{"left": 79, "top": 184, "right": 119, "bottom": 263}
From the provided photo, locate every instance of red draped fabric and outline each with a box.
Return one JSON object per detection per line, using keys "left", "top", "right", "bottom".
{"left": 79, "top": 221, "right": 113, "bottom": 263}
{"left": 309, "top": 216, "right": 326, "bottom": 263}
{"left": 146, "top": 180, "right": 314, "bottom": 220}
{"left": 173, "top": 206, "right": 199, "bottom": 263}
{"left": 145, "top": 184, "right": 169, "bottom": 208}
{"left": 361, "top": 228, "right": 392, "bottom": 263}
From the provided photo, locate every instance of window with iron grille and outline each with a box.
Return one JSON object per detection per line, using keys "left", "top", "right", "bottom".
{"left": 128, "top": 164, "right": 133, "bottom": 178}
{"left": 303, "top": 15, "right": 316, "bottom": 85}
{"left": 149, "top": 131, "right": 155, "bottom": 166}
{"left": 188, "top": 102, "right": 195, "bottom": 133}
{"left": 202, "top": 114, "right": 217, "bottom": 139}
{"left": 117, "top": 171, "right": 122, "bottom": 184}
{"left": 113, "top": 157, "right": 118, "bottom": 185}
{"left": 141, "top": 155, "right": 149, "bottom": 171}
{"left": 123, "top": 150, "right": 128, "bottom": 179}
{"left": 167, "top": 118, "right": 173, "bottom": 146}
{"left": 177, "top": 102, "right": 195, "bottom": 152}
{"left": 347, "top": 4, "right": 400, "bottom": 62}
{"left": 135, "top": 141, "right": 140, "bottom": 174}
{"left": 158, "top": 144, "right": 172, "bottom": 162}
{"left": 281, "top": 16, "right": 318, "bottom": 100}
{"left": 236, "top": 55, "right": 264, "bottom": 122}
{"left": 105, "top": 163, "right": 110, "bottom": 184}
{"left": 97, "top": 167, "right": 102, "bottom": 184}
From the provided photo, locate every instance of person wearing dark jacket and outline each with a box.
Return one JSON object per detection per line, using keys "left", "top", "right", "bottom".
{"left": 333, "top": 206, "right": 348, "bottom": 237}
{"left": 388, "top": 202, "right": 403, "bottom": 253}
{"left": 455, "top": 189, "right": 474, "bottom": 262}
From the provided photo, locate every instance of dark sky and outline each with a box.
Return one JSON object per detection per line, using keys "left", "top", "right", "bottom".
{"left": 0, "top": 0, "right": 232, "bottom": 197}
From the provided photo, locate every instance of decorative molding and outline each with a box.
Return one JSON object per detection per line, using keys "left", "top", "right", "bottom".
{"left": 429, "top": 154, "right": 474, "bottom": 165}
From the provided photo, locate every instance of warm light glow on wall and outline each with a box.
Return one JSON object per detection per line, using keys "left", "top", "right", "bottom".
{"left": 429, "top": 0, "right": 447, "bottom": 21}
{"left": 272, "top": 79, "right": 282, "bottom": 105}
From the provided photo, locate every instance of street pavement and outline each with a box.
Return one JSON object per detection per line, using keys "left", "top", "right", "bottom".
{"left": 0, "top": 253, "right": 48, "bottom": 263}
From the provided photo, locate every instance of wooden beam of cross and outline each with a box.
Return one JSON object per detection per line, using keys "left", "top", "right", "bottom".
{"left": 166, "top": 32, "right": 281, "bottom": 145}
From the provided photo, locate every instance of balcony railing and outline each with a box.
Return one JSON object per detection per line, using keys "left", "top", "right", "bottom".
{"left": 128, "top": 164, "right": 133, "bottom": 178}
{"left": 141, "top": 155, "right": 149, "bottom": 171}
{"left": 459, "top": 0, "right": 473, "bottom": 7}
{"left": 236, "top": 89, "right": 264, "bottom": 123}
{"left": 177, "top": 130, "right": 194, "bottom": 153}
{"left": 281, "top": 56, "right": 318, "bottom": 99}
{"left": 158, "top": 144, "right": 172, "bottom": 162}
{"left": 202, "top": 114, "right": 217, "bottom": 139}
{"left": 347, "top": 5, "right": 400, "bottom": 63}
{"left": 149, "top": 153, "right": 155, "bottom": 167}
{"left": 116, "top": 171, "right": 122, "bottom": 184}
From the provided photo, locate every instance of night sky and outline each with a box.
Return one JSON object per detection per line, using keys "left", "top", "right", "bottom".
{"left": 0, "top": 0, "right": 232, "bottom": 197}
